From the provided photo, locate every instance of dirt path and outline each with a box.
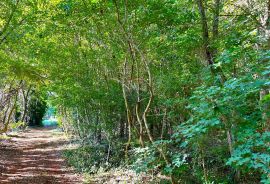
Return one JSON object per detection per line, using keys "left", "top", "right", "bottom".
{"left": 0, "top": 128, "right": 82, "bottom": 184}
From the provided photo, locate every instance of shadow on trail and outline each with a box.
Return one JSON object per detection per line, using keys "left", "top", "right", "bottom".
{"left": 0, "top": 128, "right": 82, "bottom": 184}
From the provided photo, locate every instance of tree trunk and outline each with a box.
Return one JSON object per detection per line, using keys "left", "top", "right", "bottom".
{"left": 197, "top": 0, "right": 213, "bottom": 66}
{"left": 121, "top": 60, "right": 133, "bottom": 161}
{"left": 21, "top": 85, "right": 32, "bottom": 123}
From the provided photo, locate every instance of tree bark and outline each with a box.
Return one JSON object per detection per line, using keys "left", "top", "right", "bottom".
{"left": 197, "top": 0, "right": 213, "bottom": 65}
{"left": 21, "top": 85, "right": 32, "bottom": 123}
{"left": 121, "top": 59, "right": 133, "bottom": 161}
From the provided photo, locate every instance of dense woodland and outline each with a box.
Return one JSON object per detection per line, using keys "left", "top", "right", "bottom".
{"left": 1, "top": 0, "right": 270, "bottom": 183}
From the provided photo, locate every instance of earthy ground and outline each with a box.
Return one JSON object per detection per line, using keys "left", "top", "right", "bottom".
{"left": 0, "top": 128, "right": 82, "bottom": 184}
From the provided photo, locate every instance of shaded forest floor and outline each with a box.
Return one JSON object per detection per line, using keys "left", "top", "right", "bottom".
{"left": 0, "top": 128, "right": 82, "bottom": 184}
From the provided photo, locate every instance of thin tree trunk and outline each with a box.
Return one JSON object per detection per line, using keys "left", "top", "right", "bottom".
{"left": 136, "top": 46, "right": 176, "bottom": 184}
{"left": 201, "top": 149, "right": 208, "bottom": 182}
{"left": 1, "top": 90, "right": 18, "bottom": 133}
{"left": 21, "top": 85, "right": 32, "bottom": 123}
{"left": 197, "top": 0, "right": 213, "bottom": 65}
{"left": 160, "top": 108, "right": 167, "bottom": 140}
{"left": 212, "top": 0, "right": 220, "bottom": 57}
{"left": 136, "top": 103, "right": 145, "bottom": 147}
{"left": 135, "top": 57, "right": 144, "bottom": 147}
{"left": 121, "top": 59, "right": 133, "bottom": 161}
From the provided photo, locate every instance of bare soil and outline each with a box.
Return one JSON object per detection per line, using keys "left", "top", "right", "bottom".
{"left": 0, "top": 128, "right": 82, "bottom": 184}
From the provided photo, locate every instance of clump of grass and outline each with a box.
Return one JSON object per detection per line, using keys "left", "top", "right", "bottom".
{"left": 0, "top": 134, "right": 11, "bottom": 140}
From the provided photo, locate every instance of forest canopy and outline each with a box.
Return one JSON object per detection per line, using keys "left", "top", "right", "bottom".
{"left": 0, "top": 0, "right": 270, "bottom": 183}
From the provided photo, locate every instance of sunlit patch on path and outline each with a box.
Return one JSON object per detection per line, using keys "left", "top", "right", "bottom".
{"left": 0, "top": 128, "right": 82, "bottom": 184}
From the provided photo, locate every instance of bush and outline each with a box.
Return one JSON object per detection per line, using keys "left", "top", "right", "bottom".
{"left": 63, "top": 141, "right": 125, "bottom": 174}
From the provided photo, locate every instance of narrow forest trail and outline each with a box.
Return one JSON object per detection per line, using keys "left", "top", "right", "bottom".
{"left": 0, "top": 128, "right": 82, "bottom": 184}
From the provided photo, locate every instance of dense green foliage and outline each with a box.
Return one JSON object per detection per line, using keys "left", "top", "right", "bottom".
{"left": 28, "top": 93, "right": 47, "bottom": 126}
{"left": 1, "top": 0, "right": 270, "bottom": 183}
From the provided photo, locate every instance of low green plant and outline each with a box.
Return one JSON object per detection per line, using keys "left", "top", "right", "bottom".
{"left": 10, "top": 121, "right": 26, "bottom": 130}
{"left": 63, "top": 140, "right": 125, "bottom": 174}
